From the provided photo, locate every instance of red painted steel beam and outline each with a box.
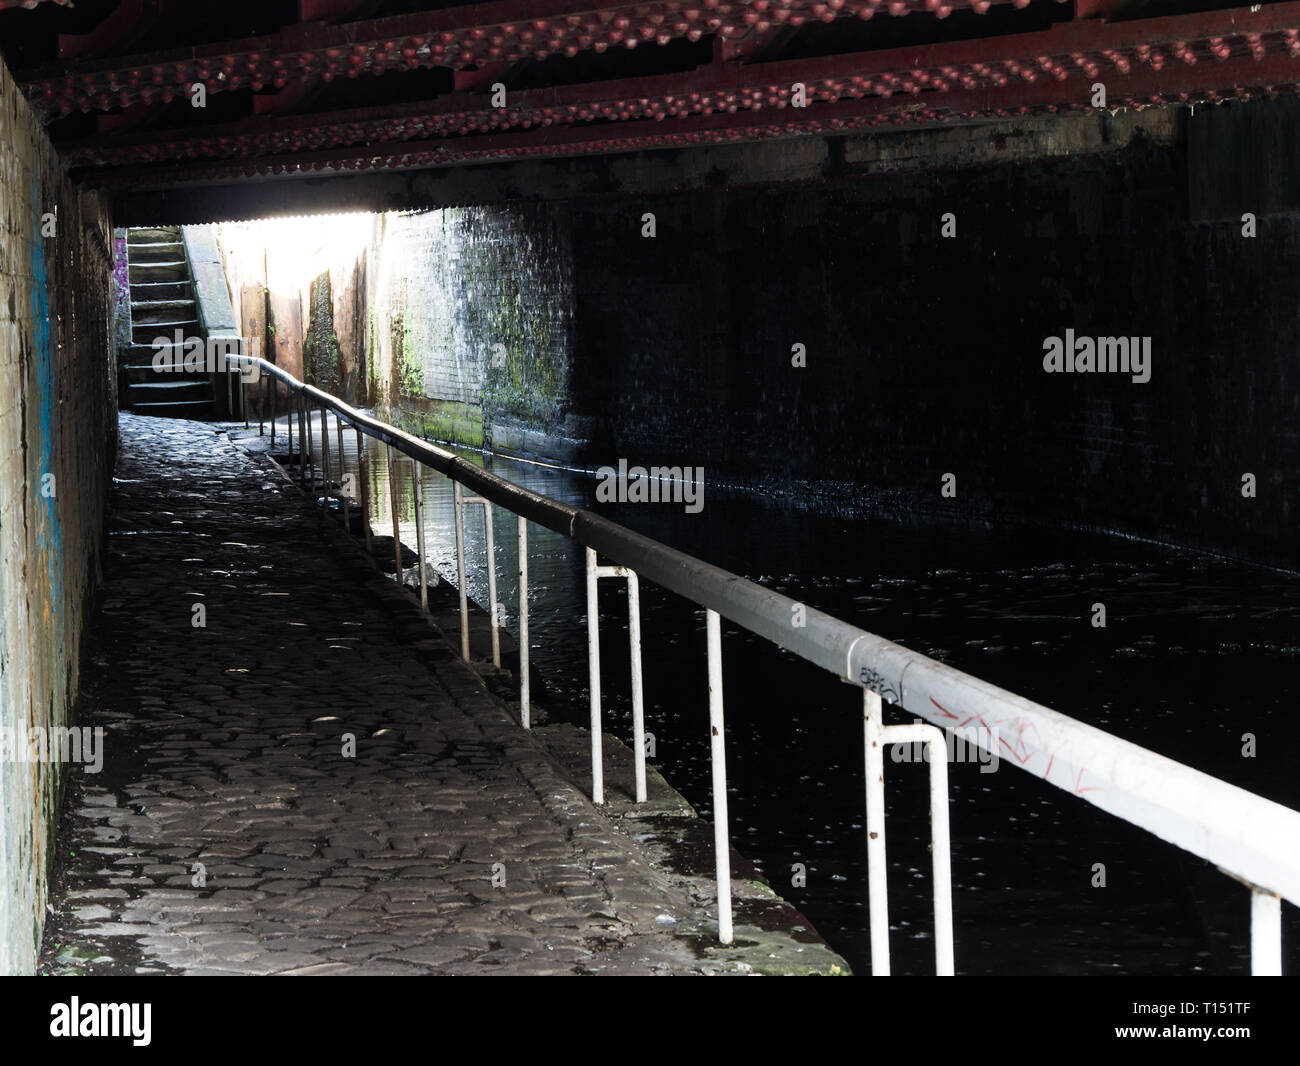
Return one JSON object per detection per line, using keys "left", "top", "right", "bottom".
{"left": 59, "top": 0, "right": 162, "bottom": 61}
{"left": 97, "top": 100, "right": 165, "bottom": 133}
{"left": 60, "top": 2, "right": 1300, "bottom": 173}
{"left": 82, "top": 40, "right": 1292, "bottom": 191}
{"left": 251, "top": 78, "right": 322, "bottom": 115}
{"left": 75, "top": 36, "right": 1300, "bottom": 188}
{"left": 453, "top": 61, "right": 512, "bottom": 92}
{"left": 21, "top": 0, "right": 1046, "bottom": 119}
{"left": 300, "top": 0, "right": 375, "bottom": 20}
{"left": 1075, "top": 0, "right": 1127, "bottom": 19}
{"left": 715, "top": 21, "right": 793, "bottom": 62}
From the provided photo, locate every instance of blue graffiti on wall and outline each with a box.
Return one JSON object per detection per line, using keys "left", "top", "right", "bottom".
{"left": 28, "top": 178, "right": 62, "bottom": 612}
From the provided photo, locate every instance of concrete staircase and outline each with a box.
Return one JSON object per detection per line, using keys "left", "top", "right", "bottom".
{"left": 121, "top": 227, "right": 215, "bottom": 419}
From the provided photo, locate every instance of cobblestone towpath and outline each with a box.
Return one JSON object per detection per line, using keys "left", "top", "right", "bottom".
{"left": 40, "top": 413, "right": 847, "bottom": 976}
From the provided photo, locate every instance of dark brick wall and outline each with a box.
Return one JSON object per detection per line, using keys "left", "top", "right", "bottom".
{"left": 564, "top": 131, "right": 1299, "bottom": 564}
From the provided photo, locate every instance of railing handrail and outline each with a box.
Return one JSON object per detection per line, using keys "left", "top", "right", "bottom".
{"left": 232, "top": 354, "right": 1300, "bottom": 920}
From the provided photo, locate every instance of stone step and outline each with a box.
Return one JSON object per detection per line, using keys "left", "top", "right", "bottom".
{"left": 131, "top": 327, "right": 200, "bottom": 346}
{"left": 130, "top": 299, "right": 194, "bottom": 310}
{"left": 122, "top": 364, "right": 213, "bottom": 384}
{"left": 124, "top": 344, "right": 222, "bottom": 363}
{"left": 128, "top": 282, "right": 191, "bottom": 303}
{"left": 129, "top": 399, "right": 216, "bottom": 419}
{"left": 130, "top": 381, "right": 213, "bottom": 400}
{"left": 129, "top": 250, "right": 187, "bottom": 265}
{"left": 128, "top": 243, "right": 183, "bottom": 255}
{"left": 131, "top": 303, "right": 197, "bottom": 325}
{"left": 129, "top": 260, "right": 188, "bottom": 273}
{"left": 132, "top": 318, "right": 198, "bottom": 333}
{"left": 129, "top": 267, "right": 189, "bottom": 284}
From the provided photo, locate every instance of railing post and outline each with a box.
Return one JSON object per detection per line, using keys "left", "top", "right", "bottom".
{"left": 386, "top": 444, "right": 402, "bottom": 585}
{"left": 287, "top": 388, "right": 294, "bottom": 464}
{"left": 459, "top": 494, "right": 502, "bottom": 668}
{"left": 861, "top": 693, "right": 955, "bottom": 976}
{"left": 319, "top": 405, "right": 332, "bottom": 496}
{"left": 453, "top": 481, "right": 469, "bottom": 660}
{"left": 863, "top": 688, "right": 891, "bottom": 975}
{"left": 929, "top": 732, "right": 955, "bottom": 975}
{"left": 1251, "top": 888, "right": 1283, "bottom": 976}
{"left": 411, "top": 459, "right": 428, "bottom": 613}
{"left": 335, "top": 408, "right": 346, "bottom": 486}
{"left": 626, "top": 571, "right": 646, "bottom": 804}
{"left": 356, "top": 426, "right": 372, "bottom": 552}
{"left": 518, "top": 516, "right": 530, "bottom": 729}
{"left": 337, "top": 417, "right": 351, "bottom": 536}
{"left": 706, "top": 608, "right": 733, "bottom": 944}
{"left": 297, "top": 397, "right": 307, "bottom": 485}
{"left": 270, "top": 381, "right": 277, "bottom": 449}
{"left": 483, "top": 502, "right": 500, "bottom": 668}
{"left": 586, "top": 547, "right": 604, "bottom": 806}
{"left": 587, "top": 561, "right": 648, "bottom": 803}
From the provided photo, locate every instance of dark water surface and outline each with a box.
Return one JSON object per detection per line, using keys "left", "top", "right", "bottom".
{"left": 313, "top": 415, "right": 1300, "bottom": 976}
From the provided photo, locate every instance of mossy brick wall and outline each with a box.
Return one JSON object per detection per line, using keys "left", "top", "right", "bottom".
{"left": 304, "top": 271, "right": 341, "bottom": 394}
{"left": 565, "top": 132, "right": 1300, "bottom": 565}
{"left": 455, "top": 206, "right": 573, "bottom": 433}
{"left": 372, "top": 206, "right": 573, "bottom": 449}
{"left": 0, "top": 55, "right": 115, "bottom": 974}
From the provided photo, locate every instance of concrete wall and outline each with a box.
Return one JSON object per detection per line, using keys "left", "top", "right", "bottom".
{"left": 0, "top": 55, "right": 115, "bottom": 974}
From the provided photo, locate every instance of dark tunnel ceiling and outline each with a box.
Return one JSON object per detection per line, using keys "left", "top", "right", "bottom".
{"left": 1, "top": 0, "right": 1297, "bottom": 189}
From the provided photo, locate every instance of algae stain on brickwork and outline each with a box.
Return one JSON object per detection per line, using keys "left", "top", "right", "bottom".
{"left": 399, "top": 313, "right": 424, "bottom": 399}
{"left": 456, "top": 206, "right": 571, "bottom": 434}
{"left": 303, "top": 271, "right": 341, "bottom": 392}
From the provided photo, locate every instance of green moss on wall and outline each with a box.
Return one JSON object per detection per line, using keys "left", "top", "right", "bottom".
{"left": 459, "top": 210, "right": 570, "bottom": 432}
{"left": 387, "top": 398, "right": 485, "bottom": 450}
{"left": 398, "top": 312, "right": 423, "bottom": 398}
{"left": 367, "top": 307, "right": 379, "bottom": 400}
{"left": 303, "top": 271, "right": 340, "bottom": 391}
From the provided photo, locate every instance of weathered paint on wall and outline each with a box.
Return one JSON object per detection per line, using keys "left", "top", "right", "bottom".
{"left": 0, "top": 53, "right": 115, "bottom": 974}
{"left": 216, "top": 215, "right": 372, "bottom": 406}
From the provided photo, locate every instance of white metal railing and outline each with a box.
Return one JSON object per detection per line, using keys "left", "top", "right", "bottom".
{"left": 236, "top": 356, "right": 1299, "bottom": 975}
{"left": 587, "top": 549, "right": 647, "bottom": 805}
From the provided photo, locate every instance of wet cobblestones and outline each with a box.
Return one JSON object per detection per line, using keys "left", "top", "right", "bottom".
{"left": 40, "top": 414, "right": 846, "bottom": 976}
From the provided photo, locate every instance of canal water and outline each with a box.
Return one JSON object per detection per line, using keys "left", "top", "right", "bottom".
{"left": 306, "top": 412, "right": 1300, "bottom": 976}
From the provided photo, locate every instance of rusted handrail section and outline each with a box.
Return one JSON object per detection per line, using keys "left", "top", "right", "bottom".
{"left": 232, "top": 354, "right": 1299, "bottom": 975}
